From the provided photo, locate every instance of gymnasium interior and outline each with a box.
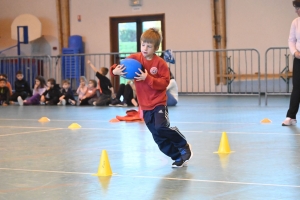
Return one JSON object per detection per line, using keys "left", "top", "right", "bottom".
{"left": 1, "top": 0, "right": 300, "bottom": 199}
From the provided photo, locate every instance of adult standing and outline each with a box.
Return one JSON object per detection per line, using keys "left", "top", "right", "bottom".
{"left": 283, "top": 0, "right": 300, "bottom": 126}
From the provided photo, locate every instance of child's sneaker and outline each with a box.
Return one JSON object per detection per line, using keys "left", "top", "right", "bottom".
{"left": 61, "top": 99, "right": 66, "bottom": 105}
{"left": 172, "top": 157, "right": 184, "bottom": 168}
{"left": 17, "top": 96, "right": 23, "bottom": 106}
{"left": 111, "top": 98, "right": 121, "bottom": 105}
{"left": 57, "top": 101, "right": 62, "bottom": 105}
{"left": 116, "top": 102, "right": 127, "bottom": 107}
{"left": 282, "top": 117, "right": 297, "bottom": 126}
{"left": 179, "top": 143, "right": 193, "bottom": 164}
{"left": 68, "top": 99, "right": 76, "bottom": 105}
{"left": 40, "top": 102, "right": 45, "bottom": 105}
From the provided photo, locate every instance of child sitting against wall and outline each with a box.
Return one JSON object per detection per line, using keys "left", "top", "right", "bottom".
{"left": 0, "top": 74, "right": 13, "bottom": 96}
{"left": 110, "top": 80, "right": 138, "bottom": 107}
{"left": 58, "top": 79, "right": 76, "bottom": 105}
{"left": 18, "top": 76, "right": 47, "bottom": 106}
{"left": 40, "top": 78, "right": 61, "bottom": 105}
{"left": 10, "top": 71, "right": 32, "bottom": 102}
{"left": 76, "top": 76, "right": 88, "bottom": 104}
{"left": 87, "top": 60, "right": 116, "bottom": 106}
{"left": 79, "top": 79, "right": 98, "bottom": 105}
{"left": 166, "top": 69, "right": 178, "bottom": 106}
{"left": 0, "top": 78, "right": 10, "bottom": 106}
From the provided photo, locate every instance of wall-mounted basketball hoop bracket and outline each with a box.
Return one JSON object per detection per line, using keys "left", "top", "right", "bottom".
{"left": 17, "top": 26, "right": 29, "bottom": 55}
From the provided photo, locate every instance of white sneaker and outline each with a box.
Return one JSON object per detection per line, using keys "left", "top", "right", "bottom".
{"left": 57, "top": 101, "right": 62, "bottom": 105}
{"left": 282, "top": 117, "right": 297, "bottom": 126}
{"left": 61, "top": 99, "right": 66, "bottom": 106}
{"left": 17, "top": 96, "right": 23, "bottom": 106}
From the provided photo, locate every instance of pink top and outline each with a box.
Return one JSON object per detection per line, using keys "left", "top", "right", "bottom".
{"left": 33, "top": 87, "right": 47, "bottom": 96}
{"left": 289, "top": 17, "right": 300, "bottom": 55}
{"left": 77, "top": 85, "right": 88, "bottom": 100}
{"left": 84, "top": 87, "right": 97, "bottom": 98}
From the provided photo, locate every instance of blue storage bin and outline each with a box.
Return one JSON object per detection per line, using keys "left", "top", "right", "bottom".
{"left": 61, "top": 35, "right": 85, "bottom": 88}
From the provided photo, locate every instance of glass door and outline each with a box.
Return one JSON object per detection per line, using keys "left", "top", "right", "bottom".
{"left": 110, "top": 14, "right": 165, "bottom": 86}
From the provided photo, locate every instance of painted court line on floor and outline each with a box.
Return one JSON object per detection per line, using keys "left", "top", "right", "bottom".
{"left": 0, "top": 126, "right": 45, "bottom": 129}
{"left": 0, "top": 128, "right": 64, "bottom": 137}
{"left": 208, "top": 131, "right": 300, "bottom": 135}
{"left": 0, "top": 125, "right": 145, "bottom": 130}
{"left": 174, "top": 122, "right": 257, "bottom": 125}
{"left": 0, "top": 118, "right": 110, "bottom": 122}
{"left": 0, "top": 125, "right": 298, "bottom": 136}
{"left": 0, "top": 167, "right": 299, "bottom": 189}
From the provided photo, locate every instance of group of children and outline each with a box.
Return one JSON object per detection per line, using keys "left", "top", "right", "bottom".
{"left": 0, "top": 61, "right": 177, "bottom": 108}
{"left": 0, "top": 61, "right": 138, "bottom": 107}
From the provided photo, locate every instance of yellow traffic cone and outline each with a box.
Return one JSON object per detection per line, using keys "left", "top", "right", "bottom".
{"left": 68, "top": 123, "right": 81, "bottom": 129}
{"left": 214, "top": 132, "right": 234, "bottom": 154}
{"left": 260, "top": 118, "right": 272, "bottom": 123}
{"left": 38, "top": 117, "right": 50, "bottom": 122}
{"left": 93, "top": 150, "right": 113, "bottom": 176}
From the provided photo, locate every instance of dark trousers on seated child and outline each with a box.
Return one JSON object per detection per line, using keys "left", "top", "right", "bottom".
{"left": 167, "top": 91, "right": 177, "bottom": 106}
{"left": 45, "top": 97, "right": 60, "bottom": 105}
{"left": 0, "top": 87, "right": 10, "bottom": 105}
{"left": 80, "top": 97, "right": 93, "bottom": 105}
{"left": 116, "top": 83, "right": 134, "bottom": 106}
{"left": 143, "top": 105, "right": 187, "bottom": 160}
{"left": 93, "top": 94, "right": 111, "bottom": 106}
{"left": 0, "top": 97, "right": 9, "bottom": 105}
{"left": 10, "top": 91, "right": 28, "bottom": 101}
{"left": 63, "top": 93, "right": 76, "bottom": 105}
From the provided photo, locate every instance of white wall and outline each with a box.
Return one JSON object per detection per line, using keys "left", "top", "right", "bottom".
{"left": 0, "top": 0, "right": 58, "bottom": 56}
{"left": 69, "top": 0, "right": 297, "bottom": 54}
{"left": 226, "top": 0, "right": 296, "bottom": 52}
{"left": 70, "top": 0, "right": 212, "bottom": 53}
{"left": 0, "top": 0, "right": 297, "bottom": 55}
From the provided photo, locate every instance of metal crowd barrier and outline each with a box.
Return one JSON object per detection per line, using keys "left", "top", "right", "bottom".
{"left": 0, "top": 55, "right": 56, "bottom": 89}
{"left": 264, "top": 47, "right": 293, "bottom": 105}
{"left": 0, "top": 49, "right": 261, "bottom": 105}
{"left": 170, "top": 49, "right": 261, "bottom": 104}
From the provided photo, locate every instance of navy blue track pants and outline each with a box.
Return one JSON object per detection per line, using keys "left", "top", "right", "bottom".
{"left": 143, "top": 105, "right": 187, "bottom": 160}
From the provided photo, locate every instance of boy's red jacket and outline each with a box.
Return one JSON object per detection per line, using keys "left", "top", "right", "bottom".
{"left": 110, "top": 53, "right": 170, "bottom": 110}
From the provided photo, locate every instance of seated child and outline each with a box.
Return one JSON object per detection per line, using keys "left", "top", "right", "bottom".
{"left": 110, "top": 80, "right": 138, "bottom": 107}
{"left": 76, "top": 76, "right": 88, "bottom": 103}
{"left": 87, "top": 60, "right": 116, "bottom": 106}
{"left": 18, "top": 76, "right": 47, "bottom": 106}
{"left": 40, "top": 78, "right": 61, "bottom": 105}
{"left": 0, "top": 74, "right": 13, "bottom": 96}
{"left": 166, "top": 70, "right": 178, "bottom": 106}
{"left": 10, "top": 71, "right": 32, "bottom": 102}
{"left": 0, "top": 78, "right": 10, "bottom": 106}
{"left": 58, "top": 79, "right": 76, "bottom": 105}
{"left": 79, "top": 79, "right": 98, "bottom": 105}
